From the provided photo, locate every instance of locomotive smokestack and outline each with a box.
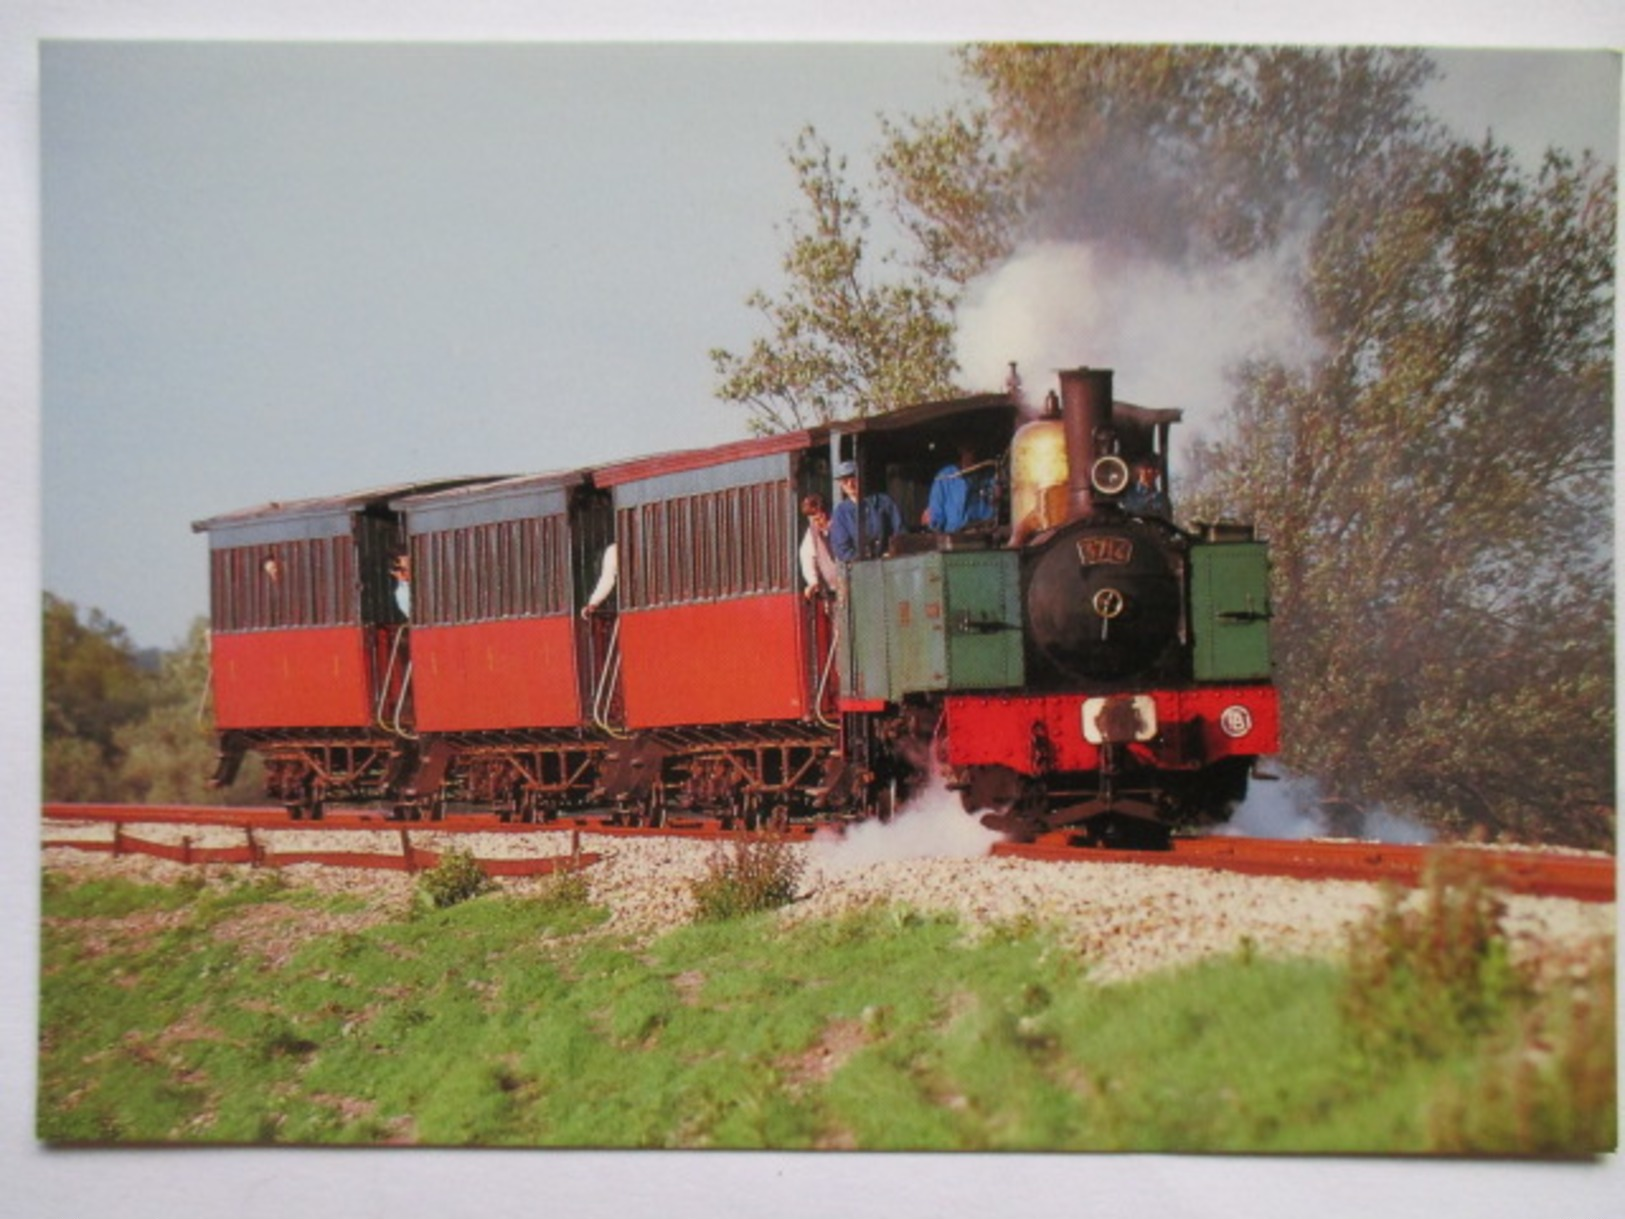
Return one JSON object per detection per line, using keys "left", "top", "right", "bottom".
{"left": 1060, "top": 366, "right": 1114, "bottom": 518}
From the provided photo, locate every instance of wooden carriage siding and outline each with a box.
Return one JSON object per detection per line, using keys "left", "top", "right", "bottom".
{"left": 599, "top": 439, "right": 824, "bottom": 612}
{"left": 394, "top": 471, "right": 591, "bottom": 626}
{"left": 194, "top": 480, "right": 496, "bottom": 633}
{"left": 208, "top": 535, "right": 359, "bottom": 631}
{"left": 619, "top": 480, "right": 797, "bottom": 611}
{"left": 410, "top": 515, "right": 572, "bottom": 624}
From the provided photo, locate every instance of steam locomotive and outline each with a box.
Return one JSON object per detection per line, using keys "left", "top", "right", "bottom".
{"left": 194, "top": 364, "right": 1278, "bottom": 846}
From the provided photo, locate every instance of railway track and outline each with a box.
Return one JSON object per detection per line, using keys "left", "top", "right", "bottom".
{"left": 43, "top": 802, "right": 1616, "bottom": 904}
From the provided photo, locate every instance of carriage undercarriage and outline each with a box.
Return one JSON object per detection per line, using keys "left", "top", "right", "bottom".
{"left": 219, "top": 692, "right": 1257, "bottom": 846}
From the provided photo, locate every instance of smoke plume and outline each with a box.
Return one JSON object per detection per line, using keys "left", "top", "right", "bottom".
{"left": 1211, "top": 771, "right": 1434, "bottom": 844}
{"left": 953, "top": 238, "right": 1315, "bottom": 426}
{"left": 807, "top": 772, "right": 1005, "bottom": 876}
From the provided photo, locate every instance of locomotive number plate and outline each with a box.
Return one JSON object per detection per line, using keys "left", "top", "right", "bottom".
{"left": 1077, "top": 536, "right": 1134, "bottom": 566}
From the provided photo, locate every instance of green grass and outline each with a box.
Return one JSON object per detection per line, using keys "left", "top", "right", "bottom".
{"left": 37, "top": 867, "right": 1616, "bottom": 1153}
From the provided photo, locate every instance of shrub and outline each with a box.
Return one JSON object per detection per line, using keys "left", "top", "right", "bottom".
{"left": 415, "top": 848, "right": 498, "bottom": 910}
{"left": 1340, "top": 850, "right": 1532, "bottom": 1061}
{"left": 688, "top": 835, "right": 805, "bottom": 922}
{"left": 533, "top": 867, "right": 591, "bottom": 910}
{"left": 1426, "top": 944, "right": 1616, "bottom": 1154}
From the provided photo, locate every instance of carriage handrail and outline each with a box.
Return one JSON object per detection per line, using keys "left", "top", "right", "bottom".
{"left": 813, "top": 613, "right": 840, "bottom": 730}
{"left": 389, "top": 659, "right": 417, "bottom": 740}
{"left": 590, "top": 616, "right": 630, "bottom": 738}
{"left": 376, "top": 626, "right": 416, "bottom": 738}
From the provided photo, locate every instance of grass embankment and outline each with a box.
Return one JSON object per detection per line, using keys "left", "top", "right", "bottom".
{"left": 38, "top": 851, "right": 1615, "bottom": 1153}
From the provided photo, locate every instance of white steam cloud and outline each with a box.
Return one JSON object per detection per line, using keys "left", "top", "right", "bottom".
{"left": 1212, "top": 770, "right": 1434, "bottom": 844}
{"left": 953, "top": 239, "right": 1316, "bottom": 432}
{"left": 807, "top": 772, "right": 1005, "bottom": 876}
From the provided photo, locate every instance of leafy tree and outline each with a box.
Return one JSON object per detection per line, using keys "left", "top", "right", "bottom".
{"left": 710, "top": 127, "right": 961, "bottom": 431}
{"left": 42, "top": 593, "right": 153, "bottom": 800}
{"left": 905, "top": 45, "right": 1440, "bottom": 263}
{"left": 42, "top": 598, "right": 253, "bottom": 804}
{"left": 1184, "top": 143, "right": 1615, "bottom": 847}
{"left": 877, "top": 104, "right": 1020, "bottom": 286}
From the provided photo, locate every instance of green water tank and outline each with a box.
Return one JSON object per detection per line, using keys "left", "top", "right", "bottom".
{"left": 1189, "top": 540, "right": 1274, "bottom": 681}
{"left": 842, "top": 549, "right": 1025, "bottom": 702}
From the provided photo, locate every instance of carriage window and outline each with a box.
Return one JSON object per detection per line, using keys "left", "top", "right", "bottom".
{"left": 617, "top": 480, "right": 794, "bottom": 611}
{"left": 211, "top": 536, "right": 361, "bottom": 632}
{"left": 410, "top": 516, "right": 569, "bottom": 625}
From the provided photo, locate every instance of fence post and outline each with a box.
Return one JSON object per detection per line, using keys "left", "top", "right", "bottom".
{"left": 399, "top": 828, "right": 415, "bottom": 874}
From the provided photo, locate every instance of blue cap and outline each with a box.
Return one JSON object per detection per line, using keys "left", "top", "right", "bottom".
{"left": 834, "top": 460, "right": 857, "bottom": 479}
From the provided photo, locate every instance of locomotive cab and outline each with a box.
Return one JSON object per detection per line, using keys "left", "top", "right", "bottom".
{"left": 826, "top": 392, "right": 1024, "bottom": 556}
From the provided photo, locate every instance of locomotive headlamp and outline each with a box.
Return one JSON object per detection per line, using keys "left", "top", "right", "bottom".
{"left": 1091, "top": 454, "right": 1130, "bottom": 496}
{"left": 1082, "top": 695, "right": 1158, "bottom": 744}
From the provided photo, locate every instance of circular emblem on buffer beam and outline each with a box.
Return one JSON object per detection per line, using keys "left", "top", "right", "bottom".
{"left": 1219, "top": 704, "right": 1254, "bottom": 738}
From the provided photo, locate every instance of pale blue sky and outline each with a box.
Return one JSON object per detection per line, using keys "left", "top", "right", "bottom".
{"left": 41, "top": 42, "right": 974, "bottom": 646}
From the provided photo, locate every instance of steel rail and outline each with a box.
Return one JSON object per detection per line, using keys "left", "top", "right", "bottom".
{"left": 44, "top": 803, "right": 1615, "bottom": 903}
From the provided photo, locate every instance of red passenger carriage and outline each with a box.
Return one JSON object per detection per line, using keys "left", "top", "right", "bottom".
{"left": 192, "top": 479, "right": 490, "bottom": 819}
{"left": 579, "top": 431, "right": 838, "bottom": 824}
{"left": 389, "top": 470, "right": 611, "bottom": 820}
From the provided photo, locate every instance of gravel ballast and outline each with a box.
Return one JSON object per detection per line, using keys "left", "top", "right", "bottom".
{"left": 41, "top": 816, "right": 1615, "bottom": 985}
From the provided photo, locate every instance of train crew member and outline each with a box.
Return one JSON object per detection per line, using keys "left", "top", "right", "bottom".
{"left": 390, "top": 553, "right": 412, "bottom": 618}
{"left": 799, "top": 494, "right": 844, "bottom": 601}
{"left": 1121, "top": 459, "right": 1171, "bottom": 518}
{"left": 580, "top": 542, "right": 618, "bottom": 618}
{"left": 925, "top": 441, "right": 997, "bottom": 533}
{"left": 830, "top": 460, "right": 903, "bottom": 562}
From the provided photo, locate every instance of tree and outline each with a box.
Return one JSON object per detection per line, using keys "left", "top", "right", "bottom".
{"left": 876, "top": 104, "right": 1019, "bottom": 286}
{"left": 1184, "top": 142, "right": 1615, "bottom": 847}
{"left": 42, "top": 593, "right": 153, "bottom": 800}
{"left": 915, "top": 45, "right": 1440, "bottom": 262}
{"left": 710, "top": 127, "right": 961, "bottom": 432}
{"left": 41, "top": 598, "right": 256, "bottom": 805}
